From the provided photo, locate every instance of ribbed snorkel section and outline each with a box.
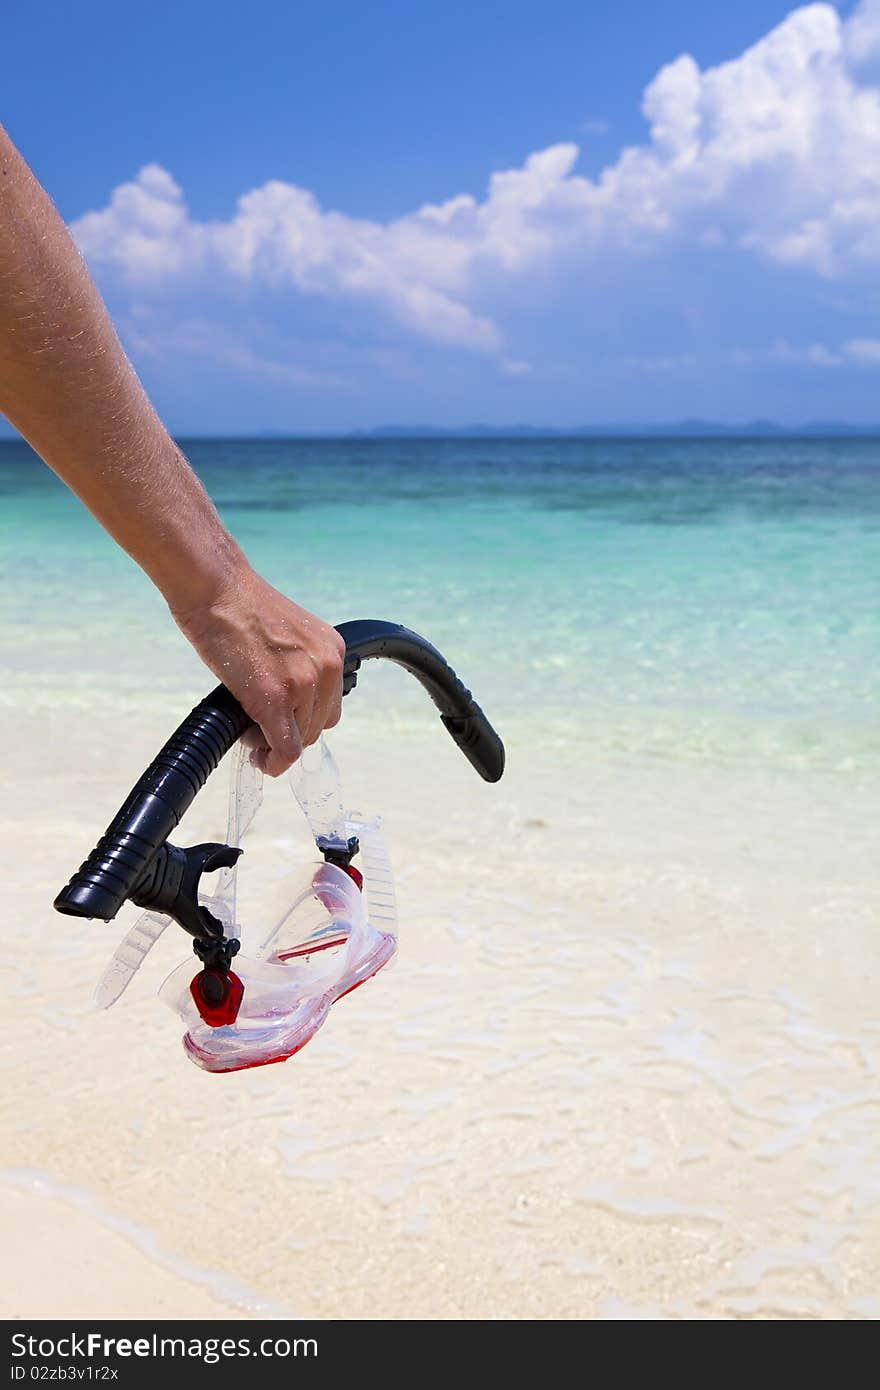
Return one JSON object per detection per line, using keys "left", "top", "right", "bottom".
{"left": 54, "top": 687, "right": 251, "bottom": 922}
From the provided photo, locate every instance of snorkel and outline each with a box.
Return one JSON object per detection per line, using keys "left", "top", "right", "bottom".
{"left": 54, "top": 621, "right": 505, "bottom": 1072}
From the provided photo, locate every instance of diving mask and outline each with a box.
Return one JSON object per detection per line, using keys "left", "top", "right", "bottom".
{"left": 54, "top": 621, "right": 504, "bottom": 1072}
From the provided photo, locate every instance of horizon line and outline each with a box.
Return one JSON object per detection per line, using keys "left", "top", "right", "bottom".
{"left": 178, "top": 426, "right": 880, "bottom": 440}
{"left": 4, "top": 424, "right": 880, "bottom": 444}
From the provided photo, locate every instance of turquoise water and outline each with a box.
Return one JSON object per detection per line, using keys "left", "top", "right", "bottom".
{"left": 2, "top": 436, "right": 879, "bottom": 770}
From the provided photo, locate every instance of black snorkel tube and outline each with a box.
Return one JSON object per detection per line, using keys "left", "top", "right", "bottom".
{"left": 54, "top": 621, "right": 504, "bottom": 976}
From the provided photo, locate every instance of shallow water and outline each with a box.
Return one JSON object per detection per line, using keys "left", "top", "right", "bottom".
{"left": 2, "top": 435, "right": 879, "bottom": 769}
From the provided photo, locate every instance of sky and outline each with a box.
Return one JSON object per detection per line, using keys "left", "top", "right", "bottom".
{"left": 4, "top": 0, "right": 880, "bottom": 432}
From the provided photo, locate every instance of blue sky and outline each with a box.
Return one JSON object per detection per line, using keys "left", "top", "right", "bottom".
{"left": 4, "top": 0, "right": 880, "bottom": 431}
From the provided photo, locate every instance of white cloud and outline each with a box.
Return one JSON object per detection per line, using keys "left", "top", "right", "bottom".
{"left": 844, "top": 0, "right": 880, "bottom": 61}
{"left": 73, "top": 3, "right": 880, "bottom": 353}
{"left": 842, "top": 336, "right": 880, "bottom": 361}
{"left": 770, "top": 338, "right": 844, "bottom": 365}
{"left": 733, "top": 335, "right": 880, "bottom": 366}
{"left": 805, "top": 342, "right": 842, "bottom": 365}
{"left": 622, "top": 352, "right": 699, "bottom": 372}
{"left": 73, "top": 164, "right": 203, "bottom": 276}
{"left": 124, "top": 315, "right": 351, "bottom": 390}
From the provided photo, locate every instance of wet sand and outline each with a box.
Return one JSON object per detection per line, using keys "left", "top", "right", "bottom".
{"left": 1, "top": 696, "right": 878, "bottom": 1320}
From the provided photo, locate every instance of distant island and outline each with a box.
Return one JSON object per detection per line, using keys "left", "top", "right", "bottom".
{"left": 4, "top": 420, "right": 880, "bottom": 444}
{"left": 347, "top": 420, "right": 880, "bottom": 439}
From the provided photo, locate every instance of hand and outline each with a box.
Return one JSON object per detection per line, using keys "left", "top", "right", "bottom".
{"left": 171, "top": 560, "right": 345, "bottom": 777}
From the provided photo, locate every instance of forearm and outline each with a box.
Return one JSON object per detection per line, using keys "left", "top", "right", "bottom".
{"left": 0, "top": 124, "right": 242, "bottom": 613}
{"left": 0, "top": 123, "right": 344, "bottom": 773}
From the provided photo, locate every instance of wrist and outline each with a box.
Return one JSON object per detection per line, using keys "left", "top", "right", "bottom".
{"left": 163, "top": 530, "right": 253, "bottom": 630}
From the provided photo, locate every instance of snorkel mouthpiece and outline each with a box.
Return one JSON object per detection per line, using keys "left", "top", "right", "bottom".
{"left": 129, "top": 840, "right": 245, "bottom": 1025}
{"left": 55, "top": 620, "right": 505, "bottom": 1071}
{"left": 130, "top": 841, "right": 242, "bottom": 942}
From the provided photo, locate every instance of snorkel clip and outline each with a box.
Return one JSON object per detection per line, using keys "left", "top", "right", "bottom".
{"left": 129, "top": 840, "right": 242, "bottom": 945}
{"left": 316, "top": 834, "right": 363, "bottom": 889}
{"left": 128, "top": 840, "right": 246, "bottom": 1024}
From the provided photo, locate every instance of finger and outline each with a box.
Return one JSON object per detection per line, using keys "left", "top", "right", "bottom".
{"left": 248, "top": 741, "right": 270, "bottom": 769}
{"left": 314, "top": 649, "right": 344, "bottom": 736}
{"left": 294, "top": 686, "right": 323, "bottom": 749}
{"left": 238, "top": 711, "right": 270, "bottom": 770}
{"left": 258, "top": 711, "right": 304, "bottom": 777}
{"left": 321, "top": 670, "right": 344, "bottom": 730}
{"left": 242, "top": 723, "right": 265, "bottom": 754}
{"left": 323, "top": 693, "right": 343, "bottom": 730}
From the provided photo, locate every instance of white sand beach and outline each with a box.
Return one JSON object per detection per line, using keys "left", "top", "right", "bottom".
{"left": 3, "top": 0, "right": 880, "bottom": 1328}
{"left": 2, "top": 692, "right": 877, "bottom": 1321}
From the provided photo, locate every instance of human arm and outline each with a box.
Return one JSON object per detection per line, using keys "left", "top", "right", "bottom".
{"left": 0, "top": 123, "right": 343, "bottom": 774}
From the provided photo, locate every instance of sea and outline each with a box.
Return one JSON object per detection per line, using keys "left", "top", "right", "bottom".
{"left": 2, "top": 435, "right": 878, "bottom": 772}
